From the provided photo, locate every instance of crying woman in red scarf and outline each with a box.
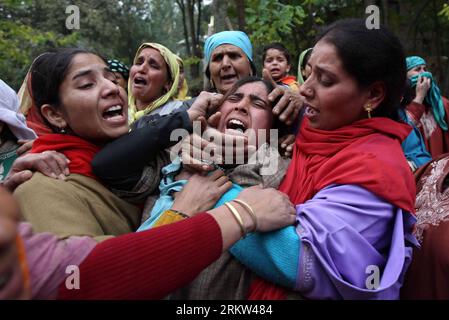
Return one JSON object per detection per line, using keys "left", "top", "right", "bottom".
{"left": 173, "top": 19, "right": 419, "bottom": 300}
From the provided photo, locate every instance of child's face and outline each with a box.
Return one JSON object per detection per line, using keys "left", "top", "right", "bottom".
{"left": 263, "top": 49, "right": 290, "bottom": 81}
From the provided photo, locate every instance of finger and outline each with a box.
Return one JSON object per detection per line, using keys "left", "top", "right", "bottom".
{"left": 219, "top": 180, "right": 233, "bottom": 193}
{"left": 272, "top": 91, "right": 291, "bottom": 116}
{"left": 181, "top": 152, "right": 215, "bottom": 172}
{"left": 2, "top": 171, "right": 33, "bottom": 192}
{"left": 215, "top": 175, "right": 230, "bottom": 187}
{"left": 278, "top": 101, "right": 296, "bottom": 123}
{"left": 49, "top": 152, "right": 71, "bottom": 177}
{"left": 41, "top": 154, "right": 66, "bottom": 177}
{"left": 262, "top": 68, "right": 277, "bottom": 87}
{"left": 209, "top": 169, "right": 225, "bottom": 180}
{"left": 16, "top": 141, "right": 33, "bottom": 156}
{"left": 207, "top": 111, "right": 222, "bottom": 128}
{"left": 196, "top": 116, "right": 208, "bottom": 133}
{"left": 268, "top": 87, "right": 284, "bottom": 105}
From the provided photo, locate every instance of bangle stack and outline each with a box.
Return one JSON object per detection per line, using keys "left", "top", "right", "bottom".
{"left": 169, "top": 209, "right": 190, "bottom": 219}
{"left": 224, "top": 202, "right": 246, "bottom": 238}
{"left": 233, "top": 199, "right": 258, "bottom": 232}
{"left": 224, "top": 199, "right": 258, "bottom": 238}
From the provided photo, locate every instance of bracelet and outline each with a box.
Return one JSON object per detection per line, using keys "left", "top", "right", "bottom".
{"left": 232, "top": 199, "right": 257, "bottom": 232}
{"left": 168, "top": 209, "right": 190, "bottom": 219}
{"left": 224, "top": 202, "right": 246, "bottom": 238}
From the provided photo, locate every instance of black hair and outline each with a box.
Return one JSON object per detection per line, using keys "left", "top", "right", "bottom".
{"left": 316, "top": 18, "right": 406, "bottom": 121}
{"left": 31, "top": 48, "right": 106, "bottom": 109}
{"left": 262, "top": 42, "right": 291, "bottom": 65}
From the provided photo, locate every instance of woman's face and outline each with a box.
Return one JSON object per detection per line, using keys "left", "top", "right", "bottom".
{"left": 209, "top": 44, "right": 252, "bottom": 94}
{"left": 263, "top": 48, "right": 290, "bottom": 81}
{"left": 130, "top": 48, "right": 170, "bottom": 110}
{"left": 57, "top": 53, "right": 129, "bottom": 142}
{"left": 407, "top": 64, "right": 427, "bottom": 78}
{"left": 217, "top": 81, "right": 273, "bottom": 144}
{"left": 299, "top": 40, "right": 370, "bottom": 131}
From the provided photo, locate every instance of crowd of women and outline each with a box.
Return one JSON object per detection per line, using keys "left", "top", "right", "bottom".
{"left": 0, "top": 17, "right": 449, "bottom": 300}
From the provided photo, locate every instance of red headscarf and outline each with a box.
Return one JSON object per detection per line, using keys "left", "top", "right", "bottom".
{"left": 249, "top": 117, "right": 416, "bottom": 299}
{"left": 31, "top": 134, "right": 101, "bottom": 180}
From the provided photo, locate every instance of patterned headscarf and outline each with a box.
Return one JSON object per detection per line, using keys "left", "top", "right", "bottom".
{"left": 108, "top": 59, "right": 129, "bottom": 80}
{"left": 128, "top": 43, "right": 180, "bottom": 123}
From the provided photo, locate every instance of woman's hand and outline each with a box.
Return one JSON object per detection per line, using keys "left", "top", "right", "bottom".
{"left": 207, "top": 185, "right": 296, "bottom": 250}
{"left": 180, "top": 129, "right": 256, "bottom": 173}
{"left": 235, "top": 185, "right": 296, "bottom": 232}
{"left": 279, "top": 134, "right": 295, "bottom": 158}
{"left": 263, "top": 69, "right": 303, "bottom": 126}
{"left": 172, "top": 170, "right": 232, "bottom": 216}
{"left": 414, "top": 75, "right": 431, "bottom": 104}
{"left": 2, "top": 151, "right": 70, "bottom": 192}
{"left": 187, "top": 91, "right": 223, "bottom": 122}
{"left": 16, "top": 139, "right": 35, "bottom": 156}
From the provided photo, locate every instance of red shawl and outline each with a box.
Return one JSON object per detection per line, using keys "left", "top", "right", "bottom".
{"left": 248, "top": 117, "right": 416, "bottom": 300}
{"left": 31, "top": 134, "right": 101, "bottom": 180}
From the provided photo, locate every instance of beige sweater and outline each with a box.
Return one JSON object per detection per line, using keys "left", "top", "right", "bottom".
{"left": 14, "top": 173, "right": 142, "bottom": 242}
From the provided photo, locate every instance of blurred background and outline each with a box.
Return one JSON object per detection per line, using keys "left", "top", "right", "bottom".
{"left": 1, "top": 0, "right": 448, "bottom": 96}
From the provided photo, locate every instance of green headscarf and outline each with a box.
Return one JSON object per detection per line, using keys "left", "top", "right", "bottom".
{"left": 297, "top": 48, "right": 312, "bottom": 85}
{"left": 406, "top": 56, "right": 447, "bottom": 131}
{"left": 128, "top": 43, "right": 180, "bottom": 123}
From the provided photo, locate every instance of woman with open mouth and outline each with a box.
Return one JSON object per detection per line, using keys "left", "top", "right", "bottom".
{"left": 128, "top": 42, "right": 184, "bottom": 127}
{"left": 3, "top": 48, "right": 295, "bottom": 299}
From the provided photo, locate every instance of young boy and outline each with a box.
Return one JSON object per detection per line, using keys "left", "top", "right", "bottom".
{"left": 263, "top": 43, "right": 299, "bottom": 92}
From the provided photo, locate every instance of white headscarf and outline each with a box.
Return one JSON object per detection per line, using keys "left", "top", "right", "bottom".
{"left": 0, "top": 79, "right": 37, "bottom": 140}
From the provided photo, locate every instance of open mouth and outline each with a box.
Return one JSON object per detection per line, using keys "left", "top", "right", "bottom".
{"left": 133, "top": 76, "right": 147, "bottom": 85}
{"left": 221, "top": 74, "right": 237, "bottom": 82}
{"left": 102, "top": 104, "right": 124, "bottom": 120}
{"left": 304, "top": 103, "right": 319, "bottom": 117}
{"left": 226, "top": 118, "right": 247, "bottom": 133}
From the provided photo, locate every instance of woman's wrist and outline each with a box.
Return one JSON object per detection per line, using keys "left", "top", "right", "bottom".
{"left": 413, "top": 95, "right": 425, "bottom": 105}
{"left": 206, "top": 206, "right": 244, "bottom": 251}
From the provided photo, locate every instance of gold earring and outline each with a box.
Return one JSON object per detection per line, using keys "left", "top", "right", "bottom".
{"left": 365, "top": 104, "right": 372, "bottom": 119}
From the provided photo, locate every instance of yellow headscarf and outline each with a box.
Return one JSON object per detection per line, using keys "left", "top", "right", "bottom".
{"left": 128, "top": 43, "right": 180, "bottom": 123}
{"left": 174, "top": 55, "right": 190, "bottom": 101}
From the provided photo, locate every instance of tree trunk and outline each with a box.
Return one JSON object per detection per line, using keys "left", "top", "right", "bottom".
{"left": 186, "top": 0, "right": 200, "bottom": 78}
{"left": 176, "top": 0, "right": 192, "bottom": 56}
{"left": 235, "top": 0, "right": 246, "bottom": 31}
{"left": 212, "top": 0, "right": 228, "bottom": 32}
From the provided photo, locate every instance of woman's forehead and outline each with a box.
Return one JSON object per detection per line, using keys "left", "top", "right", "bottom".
{"left": 66, "top": 54, "right": 107, "bottom": 78}
{"left": 136, "top": 47, "right": 163, "bottom": 60}
{"left": 235, "top": 81, "right": 268, "bottom": 95}
{"left": 212, "top": 44, "right": 245, "bottom": 56}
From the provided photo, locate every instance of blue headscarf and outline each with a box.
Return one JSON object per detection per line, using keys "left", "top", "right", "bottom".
{"left": 204, "top": 31, "right": 256, "bottom": 78}
{"left": 406, "top": 56, "right": 447, "bottom": 131}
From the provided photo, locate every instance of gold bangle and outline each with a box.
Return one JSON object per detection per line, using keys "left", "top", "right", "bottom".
{"left": 224, "top": 202, "right": 246, "bottom": 238}
{"left": 168, "top": 209, "right": 190, "bottom": 219}
{"left": 232, "top": 199, "right": 257, "bottom": 232}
